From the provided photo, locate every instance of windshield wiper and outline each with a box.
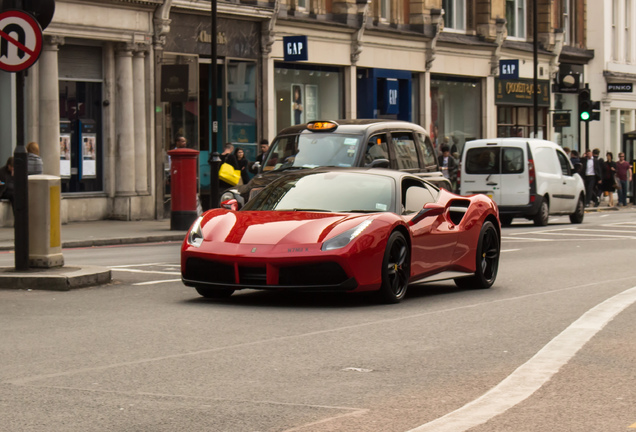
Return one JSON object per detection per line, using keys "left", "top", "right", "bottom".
{"left": 289, "top": 208, "right": 331, "bottom": 212}
{"left": 271, "top": 166, "right": 309, "bottom": 173}
{"left": 345, "top": 210, "right": 379, "bottom": 213}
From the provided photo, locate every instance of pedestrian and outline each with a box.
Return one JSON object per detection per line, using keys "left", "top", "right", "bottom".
{"left": 0, "top": 156, "right": 15, "bottom": 213}
{"left": 219, "top": 143, "right": 239, "bottom": 189}
{"left": 582, "top": 149, "right": 601, "bottom": 207}
{"left": 26, "top": 142, "right": 44, "bottom": 175}
{"left": 570, "top": 149, "right": 580, "bottom": 166}
{"left": 615, "top": 152, "right": 632, "bottom": 206}
{"left": 437, "top": 144, "right": 458, "bottom": 192}
{"left": 601, "top": 152, "right": 617, "bottom": 207}
{"left": 174, "top": 134, "right": 187, "bottom": 149}
{"left": 592, "top": 148, "right": 604, "bottom": 204}
{"left": 234, "top": 147, "right": 250, "bottom": 185}
{"left": 250, "top": 139, "right": 269, "bottom": 173}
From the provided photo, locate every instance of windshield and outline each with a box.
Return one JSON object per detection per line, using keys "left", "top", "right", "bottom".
{"left": 242, "top": 172, "right": 395, "bottom": 213}
{"left": 262, "top": 133, "right": 363, "bottom": 172}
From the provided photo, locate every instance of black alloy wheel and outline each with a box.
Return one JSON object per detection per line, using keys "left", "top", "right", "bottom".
{"left": 455, "top": 221, "right": 500, "bottom": 290}
{"left": 378, "top": 231, "right": 410, "bottom": 304}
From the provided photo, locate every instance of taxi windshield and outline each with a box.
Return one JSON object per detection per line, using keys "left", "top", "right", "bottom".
{"left": 262, "top": 133, "right": 362, "bottom": 172}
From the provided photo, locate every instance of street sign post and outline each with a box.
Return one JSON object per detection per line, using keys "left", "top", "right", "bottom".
{"left": 0, "top": 9, "right": 43, "bottom": 270}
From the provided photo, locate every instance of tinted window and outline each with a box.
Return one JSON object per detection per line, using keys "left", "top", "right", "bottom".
{"left": 465, "top": 147, "right": 499, "bottom": 174}
{"left": 391, "top": 132, "right": 419, "bottom": 170}
{"left": 244, "top": 172, "right": 394, "bottom": 213}
{"left": 502, "top": 147, "right": 524, "bottom": 174}
{"left": 365, "top": 134, "right": 389, "bottom": 164}
{"left": 416, "top": 133, "right": 437, "bottom": 168}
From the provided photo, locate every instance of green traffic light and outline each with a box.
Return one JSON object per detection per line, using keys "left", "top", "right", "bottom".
{"left": 580, "top": 112, "right": 590, "bottom": 121}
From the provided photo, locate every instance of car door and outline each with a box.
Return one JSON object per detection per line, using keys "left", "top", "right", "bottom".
{"left": 499, "top": 146, "right": 529, "bottom": 206}
{"left": 402, "top": 179, "right": 457, "bottom": 277}
{"left": 533, "top": 146, "right": 566, "bottom": 212}
{"left": 555, "top": 149, "right": 580, "bottom": 212}
{"left": 461, "top": 146, "right": 502, "bottom": 203}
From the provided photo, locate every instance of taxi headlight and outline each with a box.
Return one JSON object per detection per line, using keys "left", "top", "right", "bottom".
{"left": 187, "top": 216, "right": 204, "bottom": 247}
{"left": 321, "top": 220, "right": 372, "bottom": 251}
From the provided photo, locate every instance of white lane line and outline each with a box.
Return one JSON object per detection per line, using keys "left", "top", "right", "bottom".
{"left": 134, "top": 279, "right": 181, "bottom": 286}
{"left": 501, "top": 249, "right": 520, "bottom": 253}
{"left": 110, "top": 268, "right": 180, "bottom": 276}
{"left": 109, "top": 262, "right": 169, "bottom": 268}
{"left": 407, "top": 285, "right": 636, "bottom": 432}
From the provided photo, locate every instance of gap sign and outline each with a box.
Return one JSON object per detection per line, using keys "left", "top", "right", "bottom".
{"left": 283, "top": 36, "right": 308, "bottom": 62}
{"left": 499, "top": 59, "right": 519, "bottom": 80}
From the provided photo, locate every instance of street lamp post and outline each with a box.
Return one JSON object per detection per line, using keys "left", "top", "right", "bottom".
{"left": 207, "top": 0, "right": 219, "bottom": 209}
{"left": 533, "top": 0, "right": 538, "bottom": 137}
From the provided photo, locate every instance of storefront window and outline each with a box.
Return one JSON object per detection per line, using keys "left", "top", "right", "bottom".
{"left": 496, "top": 106, "right": 547, "bottom": 139}
{"left": 227, "top": 60, "right": 257, "bottom": 145}
{"left": 274, "top": 64, "right": 342, "bottom": 132}
{"left": 553, "top": 93, "right": 579, "bottom": 152}
{"left": 430, "top": 76, "right": 482, "bottom": 156}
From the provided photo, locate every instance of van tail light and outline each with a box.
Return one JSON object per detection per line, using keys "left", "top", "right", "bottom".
{"left": 528, "top": 158, "right": 536, "bottom": 190}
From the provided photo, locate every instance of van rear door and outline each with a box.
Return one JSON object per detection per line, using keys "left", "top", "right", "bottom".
{"left": 499, "top": 146, "right": 529, "bottom": 206}
{"left": 461, "top": 146, "right": 502, "bottom": 203}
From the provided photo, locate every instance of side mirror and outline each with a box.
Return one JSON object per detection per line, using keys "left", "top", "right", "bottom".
{"left": 410, "top": 203, "right": 445, "bottom": 225}
{"left": 221, "top": 199, "right": 238, "bottom": 211}
{"left": 366, "top": 158, "right": 390, "bottom": 168}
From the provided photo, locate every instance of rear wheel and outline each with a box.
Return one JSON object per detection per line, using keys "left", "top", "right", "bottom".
{"left": 455, "top": 221, "right": 500, "bottom": 290}
{"left": 569, "top": 195, "right": 585, "bottom": 224}
{"left": 195, "top": 287, "right": 235, "bottom": 299}
{"left": 378, "top": 232, "right": 410, "bottom": 304}
{"left": 533, "top": 198, "right": 549, "bottom": 226}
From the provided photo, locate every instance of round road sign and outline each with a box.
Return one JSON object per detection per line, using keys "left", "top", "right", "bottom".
{"left": 0, "top": 10, "right": 43, "bottom": 72}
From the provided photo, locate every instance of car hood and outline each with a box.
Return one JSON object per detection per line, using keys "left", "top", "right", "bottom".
{"left": 200, "top": 210, "right": 373, "bottom": 245}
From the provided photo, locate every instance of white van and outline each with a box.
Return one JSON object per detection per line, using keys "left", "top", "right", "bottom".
{"left": 459, "top": 138, "right": 585, "bottom": 226}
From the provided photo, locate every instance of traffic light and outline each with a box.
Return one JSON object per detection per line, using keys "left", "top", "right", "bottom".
{"left": 578, "top": 88, "right": 600, "bottom": 122}
{"left": 578, "top": 88, "right": 592, "bottom": 121}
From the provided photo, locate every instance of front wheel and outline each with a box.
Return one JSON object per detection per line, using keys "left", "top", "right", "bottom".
{"left": 378, "top": 232, "right": 410, "bottom": 304}
{"left": 569, "top": 195, "right": 585, "bottom": 224}
{"left": 195, "top": 286, "right": 235, "bottom": 299}
{"left": 533, "top": 199, "right": 549, "bottom": 226}
{"left": 455, "top": 221, "right": 500, "bottom": 290}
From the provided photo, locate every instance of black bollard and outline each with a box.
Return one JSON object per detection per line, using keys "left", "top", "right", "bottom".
{"left": 208, "top": 152, "right": 221, "bottom": 209}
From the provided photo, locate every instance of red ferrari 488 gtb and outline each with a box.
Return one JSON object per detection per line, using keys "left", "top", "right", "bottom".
{"left": 181, "top": 168, "right": 500, "bottom": 303}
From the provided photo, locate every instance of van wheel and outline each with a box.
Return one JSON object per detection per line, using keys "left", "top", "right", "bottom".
{"left": 569, "top": 196, "right": 585, "bottom": 224}
{"left": 500, "top": 215, "right": 513, "bottom": 227}
{"left": 533, "top": 199, "right": 549, "bottom": 226}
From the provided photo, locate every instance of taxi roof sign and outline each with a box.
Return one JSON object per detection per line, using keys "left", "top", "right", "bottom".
{"left": 307, "top": 121, "right": 338, "bottom": 132}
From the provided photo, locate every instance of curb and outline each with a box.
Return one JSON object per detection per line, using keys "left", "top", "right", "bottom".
{"left": 0, "top": 234, "right": 186, "bottom": 252}
{"left": 0, "top": 266, "right": 112, "bottom": 291}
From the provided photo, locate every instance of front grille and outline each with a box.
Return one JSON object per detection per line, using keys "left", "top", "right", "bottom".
{"left": 239, "top": 266, "right": 267, "bottom": 285}
{"left": 185, "top": 258, "right": 234, "bottom": 284}
{"left": 279, "top": 262, "right": 348, "bottom": 286}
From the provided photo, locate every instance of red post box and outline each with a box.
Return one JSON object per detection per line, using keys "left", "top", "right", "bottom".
{"left": 168, "top": 148, "right": 199, "bottom": 230}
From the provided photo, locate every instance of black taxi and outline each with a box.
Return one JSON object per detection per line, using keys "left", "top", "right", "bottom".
{"left": 220, "top": 119, "right": 451, "bottom": 207}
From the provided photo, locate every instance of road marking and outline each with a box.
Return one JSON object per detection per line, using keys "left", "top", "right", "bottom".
{"left": 406, "top": 285, "right": 636, "bottom": 432}
{"left": 501, "top": 249, "right": 520, "bottom": 253}
{"left": 133, "top": 279, "right": 181, "bottom": 286}
{"left": 110, "top": 268, "right": 180, "bottom": 276}
{"left": 629, "top": 422, "right": 636, "bottom": 428}
{"left": 109, "top": 262, "right": 170, "bottom": 268}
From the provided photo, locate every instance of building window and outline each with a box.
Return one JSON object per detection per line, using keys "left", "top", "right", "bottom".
{"left": 505, "top": 0, "right": 526, "bottom": 39}
{"left": 443, "top": 0, "right": 465, "bottom": 30}
{"left": 297, "top": 0, "right": 307, "bottom": 10}
{"left": 562, "top": 0, "right": 574, "bottom": 45}
{"left": 380, "top": 0, "right": 391, "bottom": 22}
{"left": 497, "top": 106, "right": 547, "bottom": 140}
{"left": 430, "top": 76, "right": 482, "bottom": 156}
{"left": 625, "top": 0, "right": 632, "bottom": 62}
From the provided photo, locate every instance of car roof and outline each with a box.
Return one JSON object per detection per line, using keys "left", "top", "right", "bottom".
{"left": 275, "top": 119, "right": 428, "bottom": 136}
{"left": 464, "top": 137, "right": 560, "bottom": 148}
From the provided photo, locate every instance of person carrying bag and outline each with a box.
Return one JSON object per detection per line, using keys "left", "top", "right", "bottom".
{"left": 219, "top": 143, "right": 242, "bottom": 188}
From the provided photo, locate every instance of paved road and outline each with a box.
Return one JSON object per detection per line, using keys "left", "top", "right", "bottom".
{"left": 1, "top": 210, "right": 635, "bottom": 431}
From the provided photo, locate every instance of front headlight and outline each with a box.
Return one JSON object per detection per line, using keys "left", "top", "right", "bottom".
{"left": 321, "top": 220, "right": 372, "bottom": 251}
{"left": 187, "top": 216, "right": 204, "bottom": 247}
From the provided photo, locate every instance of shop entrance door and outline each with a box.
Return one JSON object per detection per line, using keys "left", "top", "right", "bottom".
{"left": 58, "top": 80, "right": 103, "bottom": 193}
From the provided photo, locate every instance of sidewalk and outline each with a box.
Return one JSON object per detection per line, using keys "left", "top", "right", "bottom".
{"left": 0, "top": 219, "right": 187, "bottom": 291}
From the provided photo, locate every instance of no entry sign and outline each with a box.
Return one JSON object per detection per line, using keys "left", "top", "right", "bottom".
{"left": 0, "top": 10, "right": 43, "bottom": 72}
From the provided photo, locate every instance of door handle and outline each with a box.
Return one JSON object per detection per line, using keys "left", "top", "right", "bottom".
{"left": 486, "top": 182, "right": 498, "bottom": 186}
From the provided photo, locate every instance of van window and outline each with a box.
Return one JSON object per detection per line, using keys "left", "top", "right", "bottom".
{"left": 502, "top": 148, "right": 524, "bottom": 174}
{"left": 533, "top": 147, "right": 560, "bottom": 175}
{"left": 556, "top": 151, "right": 572, "bottom": 176}
{"left": 465, "top": 148, "right": 499, "bottom": 174}
{"left": 392, "top": 132, "right": 419, "bottom": 169}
